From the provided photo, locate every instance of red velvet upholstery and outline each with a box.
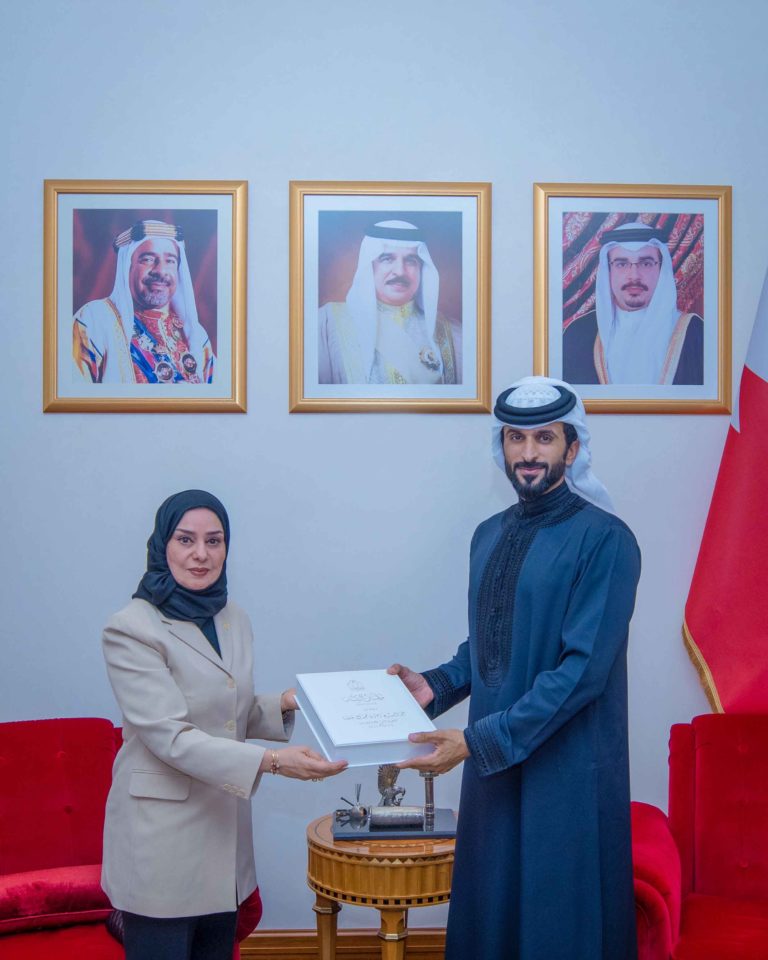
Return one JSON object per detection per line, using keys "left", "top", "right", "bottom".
{"left": 0, "top": 718, "right": 116, "bottom": 875}
{"left": 675, "top": 894, "right": 768, "bottom": 960}
{"left": 0, "top": 718, "right": 121, "bottom": 957}
{"left": 235, "top": 886, "right": 263, "bottom": 941}
{"left": 668, "top": 722, "right": 696, "bottom": 899}
{"left": 0, "top": 718, "right": 263, "bottom": 957}
{"left": 0, "top": 864, "right": 110, "bottom": 933}
{"left": 0, "top": 923, "right": 123, "bottom": 959}
{"left": 690, "top": 716, "right": 768, "bottom": 899}
{"left": 632, "top": 801, "right": 681, "bottom": 957}
{"left": 633, "top": 714, "right": 768, "bottom": 960}
{"left": 635, "top": 876, "right": 674, "bottom": 960}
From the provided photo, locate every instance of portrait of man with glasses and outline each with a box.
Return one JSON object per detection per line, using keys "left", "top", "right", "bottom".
{"left": 562, "top": 220, "right": 704, "bottom": 385}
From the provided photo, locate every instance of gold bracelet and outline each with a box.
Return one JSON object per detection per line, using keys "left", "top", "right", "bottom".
{"left": 269, "top": 750, "right": 280, "bottom": 775}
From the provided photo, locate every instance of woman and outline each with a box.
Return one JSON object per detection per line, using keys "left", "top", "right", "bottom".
{"left": 101, "top": 490, "right": 346, "bottom": 960}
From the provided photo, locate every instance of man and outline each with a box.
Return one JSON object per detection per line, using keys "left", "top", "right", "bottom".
{"left": 563, "top": 220, "right": 703, "bottom": 384}
{"left": 390, "top": 376, "right": 640, "bottom": 959}
{"left": 318, "top": 220, "right": 461, "bottom": 384}
{"left": 73, "top": 219, "right": 215, "bottom": 384}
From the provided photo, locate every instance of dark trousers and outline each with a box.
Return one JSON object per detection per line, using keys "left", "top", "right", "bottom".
{"left": 122, "top": 910, "right": 238, "bottom": 960}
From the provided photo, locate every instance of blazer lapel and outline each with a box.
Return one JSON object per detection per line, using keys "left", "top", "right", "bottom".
{"left": 213, "top": 607, "right": 235, "bottom": 675}
{"left": 161, "top": 617, "right": 227, "bottom": 672}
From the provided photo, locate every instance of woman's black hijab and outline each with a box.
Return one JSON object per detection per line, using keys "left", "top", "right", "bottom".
{"left": 133, "top": 490, "right": 229, "bottom": 652}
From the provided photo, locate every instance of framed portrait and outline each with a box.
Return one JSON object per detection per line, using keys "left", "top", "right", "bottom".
{"left": 43, "top": 179, "right": 247, "bottom": 412}
{"left": 289, "top": 180, "right": 491, "bottom": 412}
{"left": 533, "top": 183, "right": 731, "bottom": 413}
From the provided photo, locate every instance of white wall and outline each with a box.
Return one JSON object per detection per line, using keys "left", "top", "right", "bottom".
{"left": 1, "top": 0, "right": 766, "bottom": 930}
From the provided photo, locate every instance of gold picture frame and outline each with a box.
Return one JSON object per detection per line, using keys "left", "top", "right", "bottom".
{"left": 44, "top": 179, "right": 247, "bottom": 412}
{"left": 533, "top": 182, "right": 731, "bottom": 414}
{"left": 289, "top": 180, "right": 491, "bottom": 412}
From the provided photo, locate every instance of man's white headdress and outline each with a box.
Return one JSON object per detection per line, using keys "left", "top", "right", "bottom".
{"left": 595, "top": 221, "right": 679, "bottom": 383}
{"left": 345, "top": 220, "right": 440, "bottom": 381}
{"left": 491, "top": 376, "right": 614, "bottom": 513}
{"left": 111, "top": 220, "right": 211, "bottom": 371}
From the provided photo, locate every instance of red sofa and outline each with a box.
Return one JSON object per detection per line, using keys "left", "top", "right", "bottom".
{"left": 633, "top": 714, "right": 768, "bottom": 960}
{"left": 0, "top": 718, "right": 262, "bottom": 958}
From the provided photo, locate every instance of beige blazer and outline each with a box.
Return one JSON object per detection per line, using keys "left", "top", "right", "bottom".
{"left": 101, "top": 597, "right": 291, "bottom": 918}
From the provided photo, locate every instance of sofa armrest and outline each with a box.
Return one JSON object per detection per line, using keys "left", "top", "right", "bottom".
{"left": 235, "top": 887, "right": 262, "bottom": 942}
{"left": 634, "top": 876, "right": 673, "bottom": 960}
{"left": 0, "top": 864, "right": 111, "bottom": 935}
{"left": 631, "top": 801, "right": 682, "bottom": 955}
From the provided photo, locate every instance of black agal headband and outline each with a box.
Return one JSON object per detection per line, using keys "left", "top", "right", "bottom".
{"left": 365, "top": 224, "right": 426, "bottom": 243}
{"left": 494, "top": 385, "right": 577, "bottom": 426}
{"left": 600, "top": 226, "right": 665, "bottom": 245}
{"left": 113, "top": 221, "right": 184, "bottom": 252}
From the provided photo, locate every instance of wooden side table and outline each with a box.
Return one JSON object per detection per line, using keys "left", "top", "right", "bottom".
{"left": 306, "top": 814, "right": 455, "bottom": 960}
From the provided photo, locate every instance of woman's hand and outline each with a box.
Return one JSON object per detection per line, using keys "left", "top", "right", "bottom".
{"left": 387, "top": 663, "right": 434, "bottom": 708}
{"left": 261, "top": 745, "right": 347, "bottom": 780}
{"left": 280, "top": 688, "right": 299, "bottom": 712}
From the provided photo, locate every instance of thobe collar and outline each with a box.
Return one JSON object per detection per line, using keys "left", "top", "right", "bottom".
{"left": 376, "top": 299, "right": 418, "bottom": 328}
{"left": 516, "top": 479, "right": 579, "bottom": 519}
{"left": 135, "top": 305, "right": 172, "bottom": 321}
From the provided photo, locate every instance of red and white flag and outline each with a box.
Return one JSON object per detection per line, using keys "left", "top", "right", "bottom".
{"left": 684, "top": 272, "right": 768, "bottom": 712}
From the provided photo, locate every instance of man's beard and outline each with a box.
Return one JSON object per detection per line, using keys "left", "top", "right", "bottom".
{"left": 138, "top": 274, "right": 173, "bottom": 309}
{"left": 620, "top": 280, "right": 650, "bottom": 308}
{"left": 505, "top": 456, "right": 567, "bottom": 500}
{"left": 140, "top": 290, "right": 171, "bottom": 308}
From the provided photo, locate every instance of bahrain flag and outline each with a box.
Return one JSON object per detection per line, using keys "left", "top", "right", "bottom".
{"left": 684, "top": 273, "right": 768, "bottom": 711}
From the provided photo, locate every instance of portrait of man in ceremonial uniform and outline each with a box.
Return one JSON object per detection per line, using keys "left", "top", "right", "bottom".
{"left": 317, "top": 210, "right": 463, "bottom": 385}
{"left": 71, "top": 208, "right": 218, "bottom": 385}
{"left": 561, "top": 213, "right": 704, "bottom": 387}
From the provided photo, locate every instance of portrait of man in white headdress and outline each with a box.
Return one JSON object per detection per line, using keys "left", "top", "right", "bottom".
{"left": 562, "top": 217, "right": 704, "bottom": 386}
{"left": 72, "top": 211, "right": 217, "bottom": 385}
{"left": 317, "top": 214, "right": 462, "bottom": 385}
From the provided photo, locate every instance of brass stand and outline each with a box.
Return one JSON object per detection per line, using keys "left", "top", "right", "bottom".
{"left": 307, "top": 814, "right": 455, "bottom": 960}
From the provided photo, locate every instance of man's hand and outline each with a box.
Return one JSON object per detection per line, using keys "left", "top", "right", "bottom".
{"left": 387, "top": 663, "right": 434, "bottom": 708}
{"left": 396, "top": 729, "right": 469, "bottom": 774}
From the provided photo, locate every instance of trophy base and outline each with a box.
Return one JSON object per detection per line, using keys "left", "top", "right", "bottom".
{"left": 332, "top": 807, "right": 457, "bottom": 841}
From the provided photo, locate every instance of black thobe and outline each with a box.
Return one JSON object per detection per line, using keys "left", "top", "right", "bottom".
{"left": 424, "top": 483, "right": 641, "bottom": 960}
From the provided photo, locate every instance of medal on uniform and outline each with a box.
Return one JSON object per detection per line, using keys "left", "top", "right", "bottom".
{"left": 154, "top": 360, "right": 174, "bottom": 382}
{"left": 418, "top": 347, "right": 440, "bottom": 371}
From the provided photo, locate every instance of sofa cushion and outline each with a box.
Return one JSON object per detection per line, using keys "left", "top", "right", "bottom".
{"left": 0, "top": 923, "right": 123, "bottom": 959}
{"left": 673, "top": 893, "right": 768, "bottom": 960}
{"left": 0, "top": 864, "right": 111, "bottom": 934}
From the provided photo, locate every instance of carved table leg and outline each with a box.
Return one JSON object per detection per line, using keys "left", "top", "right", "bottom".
{"left": 377, "top": 907, "right": 408, "bottom": 960}
{"left": 313, "top": 893, "right": 341, "bottom": 960}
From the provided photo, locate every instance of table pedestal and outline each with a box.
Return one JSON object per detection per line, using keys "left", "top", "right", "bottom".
{"left": 306, "top": 814, "right": 455, "bottom": 960}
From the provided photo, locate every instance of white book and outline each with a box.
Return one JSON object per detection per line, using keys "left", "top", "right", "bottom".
{"left": 295, "top": 669, "right": 436, "bottom": 767}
